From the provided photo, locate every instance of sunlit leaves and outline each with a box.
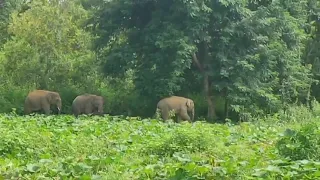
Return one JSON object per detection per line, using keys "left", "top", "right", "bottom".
{"left": 2, "top": 107, "right": 320, "bottom": 178}
{"left": 0, "top": 0, "right": 28, "bottom": 45}
{"left": 1, "top": 0, "right": 95, "bottom": 89}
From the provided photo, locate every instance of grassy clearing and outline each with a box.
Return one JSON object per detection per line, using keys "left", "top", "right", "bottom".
{"left": 1, "top": 105, "right": 320, "bottom": 179}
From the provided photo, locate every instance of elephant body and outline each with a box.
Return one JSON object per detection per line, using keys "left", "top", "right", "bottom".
{"left": 156, "top": 96, "right": 195, "bottom": 122}
{"left": 72, "top": 94, "right": 104, "bottom": 117}
{"left": 24, "top": 90, "right": 62, "bottom": 115}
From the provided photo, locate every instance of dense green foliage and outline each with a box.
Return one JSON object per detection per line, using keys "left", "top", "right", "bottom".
{"left": 2, "top": 0, "right": 320, "bottom": 178}
{"left": 0, "top": 0, "right": 319, "bottom": 121}
{"left": 90, "top": 0, "right": 320, "bottom": 120}
{"left": 1, "top": 104, "right": 320, "bottom": 179}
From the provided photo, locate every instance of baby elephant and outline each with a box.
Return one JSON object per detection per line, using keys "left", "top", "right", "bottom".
{"left": 72, "top": 94, "right": 104, "bottom": 117}
{"left": 156, "top": 96, "right": 195, "bottom": 122}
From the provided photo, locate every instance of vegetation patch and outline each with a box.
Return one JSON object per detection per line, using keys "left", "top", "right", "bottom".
{"left": 1, "top": 111, "right": 320, "bottom": 179}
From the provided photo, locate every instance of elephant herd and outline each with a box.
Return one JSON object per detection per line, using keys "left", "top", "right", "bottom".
{"left": 23, "top": 89, "right": 195, "bottom": 122}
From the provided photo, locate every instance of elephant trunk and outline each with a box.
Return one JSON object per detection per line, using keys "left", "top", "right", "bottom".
{"left": 57, "top": 101, "right": 62, "bottom": 114}
{"left": 191, "top": 109, "right": 194, "bottom": 122}
{"left": 97, "top": 105, "right": 104, "bottom": 115}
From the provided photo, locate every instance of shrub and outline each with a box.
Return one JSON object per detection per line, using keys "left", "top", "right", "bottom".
{"left": 276, "top": 122, "right": 320, "bottom": 160}
{"left": 142, "top": 127, "right": 211, "bottom": 156}
{"left": 1, "top": 110, "right": 320, "bottom": 179}
{"left": 0, "top": 81, "right": 33, "bottom": 114}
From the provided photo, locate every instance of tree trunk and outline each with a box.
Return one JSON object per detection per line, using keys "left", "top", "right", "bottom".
{"left": 203, "top": 73, "right": 216, "bottom": 120}
{"left": 192, "top": 53, "right": 216, "bottom": 120}
{"left": 224, "top": 88, "right": 229, "bottom": 120}
{"left": 38, "top": 53, "right": 52, "bottom": 90}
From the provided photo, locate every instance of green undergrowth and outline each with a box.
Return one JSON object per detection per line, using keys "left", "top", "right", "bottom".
{"left": 1, "top": 105, "right": 320, "bottom": 179}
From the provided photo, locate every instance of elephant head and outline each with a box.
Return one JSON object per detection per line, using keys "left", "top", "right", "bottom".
{"left": 91, "top": 95, "right": 104, "bottom": 114}
{"left": 46, "top": 91, "right": 62, "bottom": 113}
{"left": 186, "top": 99, "right": 195, "bottom": 121}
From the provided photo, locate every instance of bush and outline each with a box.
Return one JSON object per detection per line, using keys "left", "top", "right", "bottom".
{"left": 1, "top": 107, "right": 320, "bottom": 179}
{"left": 276, "top": 123, "right": 320, "bottom": 161}
{"left": 142, "top": 126, "right": 211, "bottom": 156}
{"left": 0, "top": 81, "right": 34, "bottom": 114}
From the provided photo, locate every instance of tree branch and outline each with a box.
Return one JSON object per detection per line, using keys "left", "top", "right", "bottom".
{"left": 192, "top": 52, "right": 204, "bottom": 73}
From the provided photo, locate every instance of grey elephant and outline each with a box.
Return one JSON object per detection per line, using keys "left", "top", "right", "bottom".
{"left": 72, "top": 94, "right": 104, "bottom": 117}
{"left": 156, "top": 96, "right": 195, "bottom": 122}
{"left": 24, "top": 90, "right": 62, "bottom": 115}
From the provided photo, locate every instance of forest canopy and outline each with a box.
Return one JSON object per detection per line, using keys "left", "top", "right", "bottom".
{"left": 0, "top": 0, "right": 319, "bottom": 122}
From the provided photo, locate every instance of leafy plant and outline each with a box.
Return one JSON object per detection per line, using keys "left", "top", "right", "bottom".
{"left": 276, "top": 123, "right": 320, "bottom": 161}
{"left": 0, "top": 111, "right": 320, "bottom": 179}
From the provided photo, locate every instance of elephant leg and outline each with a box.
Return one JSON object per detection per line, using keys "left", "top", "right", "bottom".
{"left": 24, "top": 105, "right": 31, "bottom": 115}
{"left": 161, "top": 109, "right": 169, "bottom": 121}
{"left": 24, "top": 101, "right": 33, "bottom": 115}
{"left": 73, "top": 110, "right": 80, "bottom": 118}
{"left": 24, "top": 108, "right": 32, "bottom": 115}
{"left": 84, "top": 107, "right": 92, "bottom": 114}
{"left": 180, "top": 110, "right": 191, "bottom": 122}
{"left": 177, "top": 115, "right": 182, "bottom": 123}
{"left": 73, "top": 107, "right": 80, "bottom": 117}
{"left": 42, "top": 104, "right": 51, "bottom": 115}
{"left": 92, "top": 109, "right": 101, "bottom": 116}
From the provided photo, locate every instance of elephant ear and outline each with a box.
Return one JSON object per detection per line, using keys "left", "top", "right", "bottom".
{"left": 45, "top": 92, "right": 53, "bottom": 103}
{"left": 90, "top": 95, "right": 98, "bottom": 105}
{"left": 186, "top": 99, "right": 193, "bottom": 108}
{"left": 46, "top": 92, "right": 59, "bottom": 103}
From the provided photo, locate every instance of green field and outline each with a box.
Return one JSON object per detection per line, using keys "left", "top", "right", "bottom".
{"left": 1, "top": 105, "right": 320, "bottom": 179}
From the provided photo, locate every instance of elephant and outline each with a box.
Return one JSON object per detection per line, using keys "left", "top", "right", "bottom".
{"left": 24, "top": 90, "right": 62, "bottom": 115}
{"left": 156, "top": 96, "right": 195, "bottom": 122}
{"left": 72, "top": 94, "right": 104, "bottom": 117}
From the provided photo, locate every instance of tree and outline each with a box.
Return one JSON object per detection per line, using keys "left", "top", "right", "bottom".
{"left": 1, "top": 0, "right": 95, "bottom": 89}
{"left": 0, "top": 0, "right": 30, "bottom": 46}
{"left": 303, "top": 0, "right": 320, "bottom": 103}
{"left": 0, "top": 0, "right": 99, "bottom": 113}
{"left": 91, "top": 0, "right": 314, "bottom": 121}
